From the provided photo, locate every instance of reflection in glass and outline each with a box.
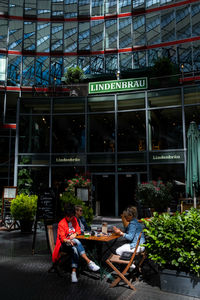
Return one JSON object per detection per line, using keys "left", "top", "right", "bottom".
{"left": 148, "top": 89, "right": 181, "bottom": 108}
{"left": 118, "top": 92, "right": 145, "bottom": 110}
{"left": 52, "top": 115, "right": 85, "bottom": 153}
{"left": 148, "top": 108, "right": 183, "bottom": 150}
{"left": 88, "top": 113, "right": 115, "bottom": 152}
{"left": 184, "top": 86, "right": 200, "bottom": 105}
{"left": 19, "top": 115, "right": 50, "bottom": 153}
{"left": 118, "top": 111, "right": 146, "bottom": 151}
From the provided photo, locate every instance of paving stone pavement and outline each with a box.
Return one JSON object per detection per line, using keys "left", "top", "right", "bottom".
{"left": 0, "top": 229, "right": 199, "bottom": 300}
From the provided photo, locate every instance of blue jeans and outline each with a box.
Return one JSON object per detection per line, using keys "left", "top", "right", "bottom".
{"left": 71, "top": 238, "right": 85, "bottom": 268}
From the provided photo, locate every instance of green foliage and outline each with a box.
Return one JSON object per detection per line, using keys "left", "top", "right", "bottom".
{"left": 143, "top": 209, "right": 200, "bottom": 277}
{"left": 10, "top": 194, "right": 38, "bottom": 221}
{"left": 18, "top": 158, "right": 33, "bottom": 195}
{"left": 151, "top": 57, "right": 179, "bottom": 77}
{"left": 136, "top": 181, "right": 173, "bottom": 212}
{"left": 64, "top": 66, "right": 84, "bottom": 84}
{"left": 60, "top": 192, "right": 93, "bottom": 225}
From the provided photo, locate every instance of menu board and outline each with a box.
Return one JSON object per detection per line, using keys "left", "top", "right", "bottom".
{"left": 76, "top": 188, "right": 89, "bottom": 202}
{"left": 3, "top": 187, "right": 17, "bottom": 199}
{"left": 37, "top": 189, "right": 55, "bottom": 221}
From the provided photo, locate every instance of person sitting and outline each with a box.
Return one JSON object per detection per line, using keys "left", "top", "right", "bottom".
{"left": 113, "top": 206, "right": 145, "bottom": 258}
{"left": 75, "top": 205, "right": 91, "bottom": 234}
{"left": 52, "top": 203, "right": 99, "bottom": 283}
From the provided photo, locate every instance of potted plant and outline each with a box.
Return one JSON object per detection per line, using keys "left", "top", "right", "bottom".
{"left": 136, "top": 180, "right": 173, "bottom": 213}
{"left": 10, "top": 194, "right": 38, "bottom": 233}
{"left": 142, "top": 209, "right": 200, "bottom": 297}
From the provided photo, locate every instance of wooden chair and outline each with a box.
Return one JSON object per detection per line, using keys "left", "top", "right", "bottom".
{"left": 106, "top": 232, "right": 146, "bottom": 291}
{"left": 47, "top": 223, "right": 72, "bottom": 276}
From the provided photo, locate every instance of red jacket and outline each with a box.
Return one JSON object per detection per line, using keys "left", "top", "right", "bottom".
{"left": 52, "top": 216, "right": 81, "bottom": 263}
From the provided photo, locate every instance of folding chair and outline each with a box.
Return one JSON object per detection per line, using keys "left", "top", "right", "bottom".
{"left": 47, "top": 223, "right": 72, "bottom": 276}
{"left": 106, "top": 232, "right": 146, "bottom": 291}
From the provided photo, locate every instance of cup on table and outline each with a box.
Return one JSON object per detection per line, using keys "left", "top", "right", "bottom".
{"left": 102, "top": 222, "right": 108, "bottom": 234}
{"left": 84, "top": 231, "right": 91, "bottom": 237}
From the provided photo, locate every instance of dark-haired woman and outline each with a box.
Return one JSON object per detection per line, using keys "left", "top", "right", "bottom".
{"left": 52, "top": 204, "right": 99, "bottom": 283}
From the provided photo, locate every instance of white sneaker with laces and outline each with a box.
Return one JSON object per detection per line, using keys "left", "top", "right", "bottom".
{"left": 88, "top": 261, "right": 100, "bottom": 272}
{"left": 71, "top": 271, "right": 78, "bottom": 283}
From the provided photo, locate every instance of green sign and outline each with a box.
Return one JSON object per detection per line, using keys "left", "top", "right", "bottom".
{"left": 89, "top": 77, "right": 148, "bottom": 94}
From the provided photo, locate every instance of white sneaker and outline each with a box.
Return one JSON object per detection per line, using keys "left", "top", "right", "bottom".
{"left": 88, "top": 261, "right": 100, "bottom": 272}
{"left": 130, "top": 263, "right": 136, "bottom": 270}
{"left": 71, "top": 271, "right": 78, "bottom": 283}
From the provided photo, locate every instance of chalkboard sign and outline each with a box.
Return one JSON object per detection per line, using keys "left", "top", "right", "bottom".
{"left": 37, "top": 190, "right": 55, "bottom": 221}
{"left": 32, "top": 189, "right": 57, "bottom": 254}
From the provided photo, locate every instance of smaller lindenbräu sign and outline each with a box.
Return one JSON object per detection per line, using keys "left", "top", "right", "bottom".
{"left": 89, "top": 77, "right": 148, "bottom": 94}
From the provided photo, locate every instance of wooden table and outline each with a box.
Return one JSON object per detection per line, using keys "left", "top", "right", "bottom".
{"left": 77, "top": 233, "right": 120, "bottom": 279}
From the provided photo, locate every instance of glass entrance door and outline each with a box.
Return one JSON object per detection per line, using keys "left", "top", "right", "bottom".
{"left": 118, "top": 174, "right": 138, "bottom": 214}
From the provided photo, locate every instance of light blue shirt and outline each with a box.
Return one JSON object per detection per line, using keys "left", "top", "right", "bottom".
{"left": 124, "top": 218, "right": 145, "bottom": 249}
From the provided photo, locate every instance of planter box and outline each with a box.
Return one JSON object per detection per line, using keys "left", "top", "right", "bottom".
{"left": 160, "top": 269, "right": 200, "bottom": 298}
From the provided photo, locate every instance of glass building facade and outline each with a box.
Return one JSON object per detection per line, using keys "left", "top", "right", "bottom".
{"left": 1, "top": 0, "right": 200, "bottom": 215}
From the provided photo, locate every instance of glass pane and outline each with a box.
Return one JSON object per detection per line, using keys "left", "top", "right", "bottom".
{"left": 22, "top": 56, "right": 35, "bottom": 86}
{"left": 78, "top": 56, "right": 90, "bottom": 74}
{"left": 0, "top": 56, "right": 6, "bottom": 84}
{"left": 118, "top": 153, "right": 146, "bottom": 163}
{"left": 184, "top": 86, "right": 200, "bottom": 105}
{"left": 150, "top": 164, "right": 184, "bottom": 182}
{"left": 120, "top": 53, "right": 132, "bottom": 71}
{"left": 105, "top": 0, "right": 117, "bottom": 14}
{"left": 0, "top": 137, "right": 9, "bottom": 164}
{"left": 88, "top": 95, "right": 114, "bottom": 112}
{"left": 20, "top": 98, "right": 50, "bottom": 114}
{"left": 161, "top": 10, "right": 175, "bottom": 42}
{"left": 37, "top": 22, "right": 50, "bottom": 52}
{"left": 0, "top": 19, "right": 8, "bottom": 49}
{"left": 37, "top": 0, "right": 51, "bottom": 18}
{"left": 133, "top": 15, "right": 146, "bottom": 46}
{"left": 133, "top": 51, "right": 146, "bottom": 69}
{"left": 35, "top": 57, "right": 50, "bottom": 86}
{"left": 176, "top": 6, "right": 191, "bottom": 40}
{"left": 9, "top": 0, "right": 23, "bottom": 16}
{"left": 118, "top": 111, "right": 146, "bottom": 151}
{"left": 146, "top": 12, "right": 161, "bottom": 45}
{"left": 91, "top": 55, "right": 104, "bottom": 74}
{"left": 52, "top": 115, "right": 85, "bottom": 153}
{"left": 105, "top": 19, "right": 117, "bottom": 49}
{"left": 133, "top": 0, "right": 145, "bottom": 9}
{"left": 91, "top": 20, "right": 104, "bottom": 51}
{"left": 118, "top": 92, "right": 145, "bottom": 110}
{"left": 119, "top": 17, "right": 132, "bottom": 49}
{"left": 19, "top": 115, "right": 50, "bottom": 153}
{"left": 5, "top": 92, "right": 18, "bottom": 123}
{"left": 192, "top": 3, "right": 200, "bottom": 36}
{"left": 149, "top": 108, "right": 183, "bottom": 150}
{"left": 50, "top": 58, "right": 63, "bottom": 85}
{"left": 148, "top": 48, "right": 162, "bottom": 67}
{"left": 193, "top": 40, "right": 200, "bottom": 71}
{"left": 79, "top": 0, "right": 90, "bottom": 15}
{"left": 52, "top": 1, "right": 64, "bottom": 17}
{"left": 92, "top": 0, "right": 104, "bottom": 16}
{"left": 177, "top": 44, "right": 192, "bottom": 72}
{"left": 64, "top": 22, "right": 77, "bottom": 53}
{"left": 7, "top": 55, "right": 21, "bottom": 86}
{"left": 8, "top": 20, "right": 23, "bottom": 51}
{"left": 184, "top": 106, "right": 200, "bottom": 132}
{"left": 88, "top": 113, "right": 115, "bottom": 152}
{"left": 119, "top": 0, "right": 131, "bottom": 13}
{"left": 64, "top": 0, "right": 77, "bottom": 18}
{"left": 24, "top": 0, "right": 37, "bottom": 16}
{"left": 23, "top": 22, "right": 36, "bottom": 50}
{"left": 87, "top": 153, "right": 115, "bottom": 164}
{"left": 148, "top": 88, "right": 181, "bottom": 108}
{"left": 105, "top": 55, "right": 118, "bottom": 73}
{"left": 78, "top": 22, "right": 90, "bottom": 51}
{"left": 51, "top": 23, "right": 63, "bottom": 52}
{"left": 118, "top": 174, "right": 137, "bottom": 214}
{"left": 53, "top": 97, "right": 85, "bottom": 113}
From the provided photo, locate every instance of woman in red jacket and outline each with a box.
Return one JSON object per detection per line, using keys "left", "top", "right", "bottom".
{"left": 52, "top": 203, "right": 99, "bottom": 283}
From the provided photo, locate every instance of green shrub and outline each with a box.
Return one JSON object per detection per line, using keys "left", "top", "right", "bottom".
{"left": 143, "top": 209, "right": 200, "bottom": 276}
{"left": 64, "top": 66, "right": 84, "bottom": 84}
{"left": 60, "top": 192, "right": 93, "bottom": 225}
{"left": 10, "top": 194, "right": 38, "bottom": 221}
